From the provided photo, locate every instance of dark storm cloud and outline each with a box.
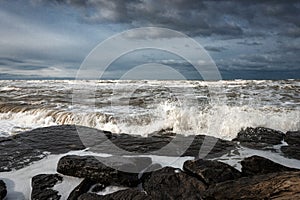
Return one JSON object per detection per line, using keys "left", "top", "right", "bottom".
{"left": 204, "top": 46, "right": 226, "bottom": 52}
{"left": 0, "top": 56, "right": 49, "bottom": 70}
{"left": 39, "top": 0, "right": 300, "bottom": 38}
{"left": 237, "top": 41, "right": 262, "bottom": 46}
{"left": 0, "top": 57, "right": 26, "bottom": 64}
{"left": 0, "top": 0, "right": 298, "bottom": 79}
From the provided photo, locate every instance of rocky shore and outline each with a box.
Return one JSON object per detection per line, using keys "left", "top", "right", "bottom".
{"left": 0, "top": 125, "right": 299, "bottom": 199}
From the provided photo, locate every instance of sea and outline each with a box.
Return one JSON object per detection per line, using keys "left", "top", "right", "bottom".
{"left": 0, "top": 79, "right": 300, "bottom": 199}
{"left": 0, "top": 79, "right": 299, "bottom": 139}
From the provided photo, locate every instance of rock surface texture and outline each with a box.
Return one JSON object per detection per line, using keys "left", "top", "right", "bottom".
{"left": 203, "top": 171, "right": 300, "bottom": 200}
{"left": 31, "top": 174, "right": 62, "bottom": 200}
{"left": 281, "top": 131, "right": 300, "bottom": 160}
{"left": 0, "top": 180, "right": 7, "bottom": 200}
{"left": 234, "top": 127, "right": 284, "bottom": 149}
{"left": 142, "top": 167, "right": 207, "bottom": 200}
{"left": 241, "top": 155, "right": 299, "bottom": 176}
{"left": 183, "top": 159, "right": 242, "bottom": 185}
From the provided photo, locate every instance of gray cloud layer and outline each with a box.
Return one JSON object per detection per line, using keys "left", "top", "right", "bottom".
{"left": 40, "top": 0, "right": 300, "bottom": 38}
{"left": 0, "top": 0, "right": 299, "bottom": 79}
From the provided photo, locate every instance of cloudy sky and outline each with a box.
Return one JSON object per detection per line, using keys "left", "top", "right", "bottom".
{"left": 0, "top": 0, "right": 299, "bottom": 80}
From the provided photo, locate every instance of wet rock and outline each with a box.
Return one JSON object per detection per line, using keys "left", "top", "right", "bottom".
{"left": 57, "top": 155, "right": 152, "bottom": 187}
{"left": 90, "top": 183, "right": 106, "bottom": 193}
{"left": 0, "top": 125, "right": 89, "bottom": 171}
{"left": 31, "top": 174, "right": 63, "bottom": 200}
{"left": 241, "top": 155, "right": 298, "bottom": 176}
{"left": 140, "top": 163, "right": 162, "bottom": 182}
{"left": 203, "top": 171, "right": 300, "bottom": 199}
{"left": 284, "top": 131, "right": 300, "bottom": 146}
{"left": 67, "top": 179, "right": 97, "bottom": 200}
{"left": 183, "top": 159, "right": 242, "bottom": 185}
{"left": 143, "top": 167, "right": 206, "bottom": 200}
{"left": 0, "top": 180, "right": 7, "bottom": 200}
{"left": 0, "top": 125, "right": 235, "bottom": 171}
{"left": 103, "top": 133, "right": 235, "bottom": 158}
{"left": 234, "top": 127, "right": 284, "bottom": 149}
{"left": 281, "top": 145, "right": 300, "bottom": 160}
{"left": 183, "top": 135, "right": 235, "bottom": 158}
{"left": 78, "top": 189, "right": 151, "bottom": 200}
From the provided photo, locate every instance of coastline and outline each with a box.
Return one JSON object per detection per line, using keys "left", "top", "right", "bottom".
{"left": 0, "top": 125, "right": 299, "bottom": 199}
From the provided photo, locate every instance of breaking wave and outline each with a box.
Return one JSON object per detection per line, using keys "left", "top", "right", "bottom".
{"left": 0, "top": 101, "right": 299, "bottom": 140}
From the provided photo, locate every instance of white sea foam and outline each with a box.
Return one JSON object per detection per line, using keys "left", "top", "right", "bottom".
{"left": 0, "top": 102, "right": 299, "bottom": 139}
{"left": 0, "top": 80, "right": 299, "bottom": 138}
{"left": 1, "top": 146, "right": 299, "bottom": 199}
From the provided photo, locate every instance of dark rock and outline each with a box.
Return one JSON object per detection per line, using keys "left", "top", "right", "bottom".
{"left": 78, "top": 189, "right": 151, "bottom": 200}
{"left": 284, "top": 131, "right": 300, "bottom": 146}
{"left": 203, "top": 171, "right": 300, "bottom": 199}
{"left": 140, "top": 163, "right": 162, "bottom": 182}
{"left": 241, "top": 155, "right": 298, "bottom": 176}
{"left": 182, "top": 135, "right": 235, "bottom": 159}
{"left": 57, "top": 155, "right": 152, "bottom": 187}
{"left": 234, "top": 127, "right": 284, "bottom": 149}
{"left": 90, "top": 183, "right": 106, "bottom": 193}
{"left": 31, "top": 174, "right": 63, "bottom": 200}
{"left": 0, "top": 180, "right": 7, "bottom": 200}
{"left": 0, "top": 125, "right": 235, "bottom": 172}
{"left": 281, "top": 145, "right": 300, "bottom": 160}
{"left": 0, "top": 125, "right": 89, "bottom": 171}
{"left": 67, "top": 179, "right": 97, "bottom": 200}
{"left": 183, "top": 159, "right": 242, "bottom": 185}
{"left": 102, "top": 133, "right": 235, "bottom": 158}
{"left": 143, "top": 167, "right": 206, "bottom": 199}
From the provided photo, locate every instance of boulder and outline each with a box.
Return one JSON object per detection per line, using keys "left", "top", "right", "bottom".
{"left": 281, "top": 145, "right": 300, "bottom": 160}
{"left": 284, "top": 131, "right": 300, "bottom": 145}
{"left": 0, "top": 180, "right": 7, "bottom": 200}
{"left": 234, "top": 127, "right": 284, "bottom": 149}
{"left": 281, "top": 131, "right": 300, "bottom": 160}
{"left": 57, "top": 155, "right": 152, "bottom": 187}
{"left": 183, "top": 159, "right": 242, "bottom": 185}
{"left": 78, "top": 189, "right": 151, "bottom": 200}
{"left": 203, "top": 171, "right": 300, "bottom": 199}
{"left": 241, "top": 155, "right": 298, "bottom": 176}
{"left": 31, "top": 174, "right": 63, "bottom": 200}
{"left": 143, "top": 167, "right": 206, "bottom": 200}
{"left": 67, "top": 179, "right": 97, "bottom": 200}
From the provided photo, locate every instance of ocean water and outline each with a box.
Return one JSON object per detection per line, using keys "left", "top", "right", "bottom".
{"left": 0, "top": 79, "right": 299, "bottom": 139}
{"left": 0, "top": 79, "right": 300, "bottom": 199}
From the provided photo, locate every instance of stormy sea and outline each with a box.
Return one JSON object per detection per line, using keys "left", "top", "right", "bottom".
{"left": 0, "top": 79, "right": 299, "bottom": 199}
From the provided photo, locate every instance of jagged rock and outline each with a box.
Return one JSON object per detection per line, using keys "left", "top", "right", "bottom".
{"left": 0, "top": 125, "right": 235, "bottom": 172}
{"left": 0, "top": 180, "right": 7, "bottom": 200}
{"left": 57, "top": 155, "right": 152, "bottom": 187}
{"left": 281, "top": 145, "right": 300, "bottom": 160}
{"left": 241, "top": 155, "right": 298, "bottom": 176}
{"left": 31, "top": 174, "right": 63, "bottom": 200}
{"left": 234, "top": 127, "right": 284, "bottom": 149}
{"left": 143, "top": 167, "right": 206, "bottom": 200}
{"left": 183, "top": 159, "right": 242, "bottom": 185}
{"left": 78, "top": 189, "right": 151, "bottom": 200}
{"left": 67, "top": 179, "right": 97, "bottom": 200}
{"left": 284, "top": 131, "right": 300, "bottom": 145}
{"left": 203, "top": 171, "right": 300, "bottom": 199}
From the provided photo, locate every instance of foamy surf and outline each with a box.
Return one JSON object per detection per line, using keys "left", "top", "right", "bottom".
{"left": 0, "top": 80, "right": 299, "bottom": 139}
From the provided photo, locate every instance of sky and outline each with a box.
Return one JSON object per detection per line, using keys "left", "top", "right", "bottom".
{"left": 0, "top": 0, "right": 299, "bottom": 80}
